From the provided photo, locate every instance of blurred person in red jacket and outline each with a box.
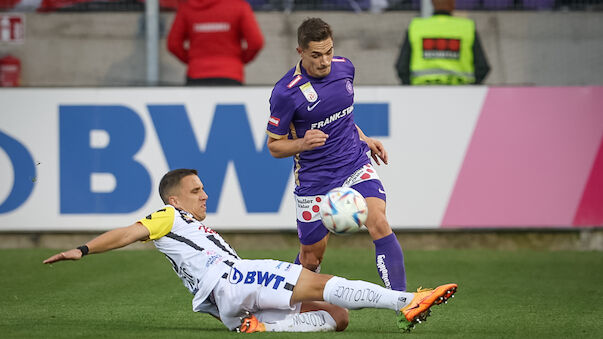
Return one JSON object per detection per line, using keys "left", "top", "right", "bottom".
{"left": 167, "top": 0, "right": 264, "bottom": 86}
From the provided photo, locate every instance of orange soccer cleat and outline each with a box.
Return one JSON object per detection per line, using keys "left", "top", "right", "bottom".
{"left": 236, "top": 312, "right": 266, "bottom": 333}
{"left": 397, "top": 283, "right": 458, "bottom": 332}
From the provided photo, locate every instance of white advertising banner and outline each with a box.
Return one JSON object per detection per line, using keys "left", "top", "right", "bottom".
{"left": 0, "top": 87, "right": 486, "bottom": 231}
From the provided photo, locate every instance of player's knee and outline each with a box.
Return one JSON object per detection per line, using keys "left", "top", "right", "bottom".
{"left": 300, "top": 252, "right": 323, "bottom": 272}
{"left": 302, "top": 261, "right": 321, "bottom": 273}
{"left": 374, "top": 212, "right": 389, "bottom": 228}
{"left": 332, "top": 307, "right": 349, "bottom": 331}
{"left": 366, "top": 214, "right": 391, "bottom": 238}
{"left": 366, "top": 207, "right": 388, "bottom": 226}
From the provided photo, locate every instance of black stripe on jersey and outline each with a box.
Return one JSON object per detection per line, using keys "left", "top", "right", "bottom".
{"left": 175, "top": 208, "right": 195, "bottom": 224}
{"left": 207, "top": 235, "right": 239, "bottom": 259}
{"left": 165, "top": 232, "right": 205, "bottom": 251}
{"left": 146, "top": 208, "right": 166, "bottom": 220}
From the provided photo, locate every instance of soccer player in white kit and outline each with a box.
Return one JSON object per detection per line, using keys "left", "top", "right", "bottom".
{"left": 44, "top": 169, "right": 457, "bottom": 332}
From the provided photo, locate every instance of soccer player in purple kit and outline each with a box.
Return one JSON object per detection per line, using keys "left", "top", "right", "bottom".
{"left": 266, "top": 18, "right": 407, "bottom": 293}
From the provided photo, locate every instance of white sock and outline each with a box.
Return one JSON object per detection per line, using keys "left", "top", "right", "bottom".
{"left": 323, "top": 276, "right": 414, "bottom": 311}
{"left": 263, "top": 310, "right": 337, "bottom": 332}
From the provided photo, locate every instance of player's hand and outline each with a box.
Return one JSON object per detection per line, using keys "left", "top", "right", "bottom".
{"left": 43, "top": 248, "right": 83, "bottom": 264}
{"left": 301, "top": 129, "right": 328, "bottom": 151}
{"left": 365, "top": 137, "right": 388, "bottom": 165}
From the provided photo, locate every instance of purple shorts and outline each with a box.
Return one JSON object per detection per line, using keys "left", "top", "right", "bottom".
{"left": 295, "top": 164, "right": 387, "bottom": 245}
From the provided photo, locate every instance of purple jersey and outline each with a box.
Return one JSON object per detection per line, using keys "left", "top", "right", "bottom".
{"left": 266, "top": 57, "right": 370, "bottom": 196}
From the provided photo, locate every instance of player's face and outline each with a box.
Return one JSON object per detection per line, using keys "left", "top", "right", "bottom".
{"left": 172, "top": 175, "right": 208, "bottom": 221}
{"left": 298, "top": 38, "right": 334, "bottom": 78}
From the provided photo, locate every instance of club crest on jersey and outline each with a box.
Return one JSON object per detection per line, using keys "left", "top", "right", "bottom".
{"left": 346, "top": 80, "right": 354, "bottom": 94}
{"left": 300, "top": 82, "right": 318, "bottom": 103}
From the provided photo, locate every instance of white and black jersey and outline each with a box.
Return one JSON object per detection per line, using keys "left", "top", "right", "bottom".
{"left": 138, "top": 205, "right": 240, "bottom": 314}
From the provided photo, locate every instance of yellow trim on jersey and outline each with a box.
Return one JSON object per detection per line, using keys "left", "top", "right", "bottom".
{"left": 293, "top": 154, "right": 301, "bottom": 187}
{"left": 138, "top": 206, "right": 175, "bottom": 240}
{"left": 289, "top": 122, "right": 301, "bottom": 187}
{"left": 266, "top": 130, "right": 287, "bottom": 140}
{"left": 289, "top": 122, "right": 299, "bottom": 139}
{"left": 299, "top": 82, "right": 311, "bottom": 91}
{"left": 294, "top": 61, "right": 302, "bottom": 76}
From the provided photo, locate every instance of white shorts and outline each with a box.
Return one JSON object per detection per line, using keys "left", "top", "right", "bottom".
{"left": 212, "top": 259, "right": 303, "bottom": 330}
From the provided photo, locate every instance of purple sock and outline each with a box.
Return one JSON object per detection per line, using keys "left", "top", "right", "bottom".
{"left": 373, "top": 233, "right": 406, "bottom": 291}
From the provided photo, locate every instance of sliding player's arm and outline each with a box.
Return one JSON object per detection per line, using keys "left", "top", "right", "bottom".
{"left": 42, "top": 223, "right": 150, "bottom": 264}
{"left": 267, "top": 130, "right": 328, "bottom": 158}
{"left": 356, "top": 125, "right": 388, "bottom": 165}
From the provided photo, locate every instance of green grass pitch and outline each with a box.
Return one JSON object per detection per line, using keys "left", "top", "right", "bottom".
{"left": 1, "top": 247, "right": 602, "bottom": 338}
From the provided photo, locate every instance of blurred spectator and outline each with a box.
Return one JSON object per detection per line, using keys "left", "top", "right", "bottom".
{"left": 0, "top": 0, "right": 22, "bottom": 11}
{"left": 167, "top": 0, "right": 264, "bottom": 86}
{"left": 394, "top": 0, "right": 490, "bottom": 85}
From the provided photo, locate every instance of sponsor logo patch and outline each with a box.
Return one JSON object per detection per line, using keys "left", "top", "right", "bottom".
{"left": 307, "top": 100, "right": 321, "bottom": 111}
{"left": 292, "top": 312, "right": 327, "bottom": 327}
{"left": 334, "top": 285, "right": 383, "bottom": 304}
{"left": 300, "top": 82, "right": 318, "bottom": 103}
{"left": 422, "top": 38, "right": 461, "bottom": 59}
{"left": 376, "top": 254, "right": 391, "bottom": 288}
{"left": 342, "top": 164, "right": 380, "bottom": 187}
{"left": 206, "top": 251, "right": 221, "bottom": 267}
{"left": 268, "top": 116, "right": 280, "bottom": 127}
{"left": 310, "top": 105, "right": 354, "bottom": 130}
{"left": 228, "top": 267, "right": 287, "bottom": 290}
{"left": 295, "top": 195, "right": 324, "bottom": 222}
{"left": 198, "top": 224, "right": 217, "bottom": 234}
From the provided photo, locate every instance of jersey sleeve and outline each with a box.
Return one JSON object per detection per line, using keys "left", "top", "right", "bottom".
{"left": 266, "top": 87, "right": 295, "bottom": 139}
{"left": 344, "top": 57, "right": 355, "bottom": 80}
{"left": 138, "top": 206, "right": 175, "bottom": 240}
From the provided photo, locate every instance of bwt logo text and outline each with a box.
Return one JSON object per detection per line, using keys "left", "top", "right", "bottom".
{"left": 0, "top": 103, "right": 388, "bottom": 214}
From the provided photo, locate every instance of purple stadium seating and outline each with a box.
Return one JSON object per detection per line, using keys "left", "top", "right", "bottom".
{"left": 327, "top": 0, "right": 370, "bottom": 10}
{"left": 410, "top": 0, "right": 513, "bottom": 11}
{"left": 457, "top": 0, "right": 515, "bottom": 10}
{"left": 522, "top": 0, "right": 555, "bottom": 9}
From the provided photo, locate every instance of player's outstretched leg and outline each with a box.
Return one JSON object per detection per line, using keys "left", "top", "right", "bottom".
{"left": 397, "top": 283, "right": 458, "bottom": 332}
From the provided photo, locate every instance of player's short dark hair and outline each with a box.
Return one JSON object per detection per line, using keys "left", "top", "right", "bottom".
{"left": 297, "top": 18, "right": 333, "bottom": 50}
{"left": 159, "top": 168, "right": 198, "bottom": 204}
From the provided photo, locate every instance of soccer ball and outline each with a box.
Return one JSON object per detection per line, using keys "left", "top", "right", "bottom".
{"left": 320, "top": 187, "right": 368, "bottom": 234}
